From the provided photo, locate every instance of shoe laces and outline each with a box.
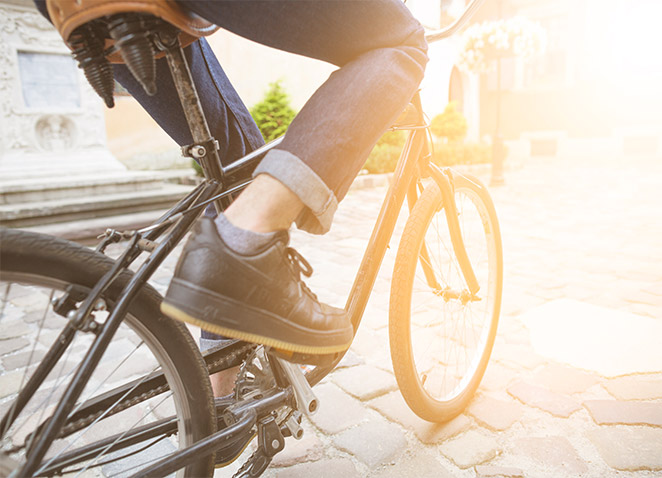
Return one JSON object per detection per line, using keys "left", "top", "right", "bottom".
{"left": 285, "top": 247, "right": 316, "bottom": 298}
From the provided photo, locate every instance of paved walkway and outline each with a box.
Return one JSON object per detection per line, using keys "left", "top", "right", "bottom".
{"left": 210, "top": 154, "right": 660, "bottom": 478}
{"left": 3, "top": 153, "right": 661, "bottom": 477}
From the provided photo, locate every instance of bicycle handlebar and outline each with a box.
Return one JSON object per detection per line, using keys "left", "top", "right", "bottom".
{"left": 424, "top": 0, "right": 486, "bottom": 43}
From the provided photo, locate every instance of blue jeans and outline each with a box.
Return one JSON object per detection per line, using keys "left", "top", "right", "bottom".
{"left": 35, "top": 0, "right": 428, "bottom": 347}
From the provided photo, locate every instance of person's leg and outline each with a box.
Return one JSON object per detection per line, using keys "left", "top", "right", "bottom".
{"left": 114, "top": 40, "right": 265, "bottom": 396}
{"left": 182, "top": 0, "right": 428, "bottom": 234}
{"left": 161, "top": 0, "right": 427, "bottom": 353}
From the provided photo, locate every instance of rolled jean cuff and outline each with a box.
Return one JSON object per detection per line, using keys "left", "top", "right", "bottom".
{"left": 253, "top": 149, "right": 338, "bottom": 235}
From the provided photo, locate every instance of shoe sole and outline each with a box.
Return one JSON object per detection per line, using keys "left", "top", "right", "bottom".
{"left": 161, "top": 279, "right": 352, "bottom": 355}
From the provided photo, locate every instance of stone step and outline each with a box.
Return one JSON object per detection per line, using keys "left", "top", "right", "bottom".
{"left": 0, "top": 184, "right": 195, "bottom": 228}
{"left": 0, "top": 170, "right": 195, "bottom": 205}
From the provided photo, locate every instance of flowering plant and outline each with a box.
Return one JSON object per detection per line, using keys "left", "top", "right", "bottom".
{"left": 457, "top": 17, "right": 545, "bottom": 73}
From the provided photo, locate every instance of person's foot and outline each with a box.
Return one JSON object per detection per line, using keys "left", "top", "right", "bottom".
{"left": 161, "top": 218, "right": 353, "bottom": 355}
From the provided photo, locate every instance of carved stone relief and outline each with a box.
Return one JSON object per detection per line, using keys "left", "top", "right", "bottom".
{"left": 35, "top": 114, "right": 76, "bottom": 152}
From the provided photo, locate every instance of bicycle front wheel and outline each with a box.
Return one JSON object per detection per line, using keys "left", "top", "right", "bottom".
{"left": 389, "top": 173, "right": 502, "bottom": 422}
{"left": 0, "top": 229, "right": 216, "bottom": 477}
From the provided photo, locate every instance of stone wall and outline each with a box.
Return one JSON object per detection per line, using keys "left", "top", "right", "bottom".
{"left": 0, "top": 0, "right": 124, "bottom": 180}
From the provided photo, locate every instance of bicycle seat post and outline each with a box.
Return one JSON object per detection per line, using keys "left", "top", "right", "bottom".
{"left": 153, "top": 29, "right": 224, "bottom": 207}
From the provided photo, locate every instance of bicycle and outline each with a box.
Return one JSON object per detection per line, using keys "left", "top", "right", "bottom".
{"left": 0, "top": 0, "right": 501, "bottom": 476}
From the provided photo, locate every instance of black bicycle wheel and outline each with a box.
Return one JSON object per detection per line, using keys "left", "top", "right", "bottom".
{"left": 389, "top": 173, "right": 503, "bottom": 422}
{"left": 0, "top": 229, "right": 216, "bottom": 477}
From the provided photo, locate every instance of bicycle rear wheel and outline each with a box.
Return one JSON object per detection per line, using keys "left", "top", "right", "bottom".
{"left": 389, "top": 173, "right": 502, "bottom": 422}
{"left": 0, "top": 229, "right": 216, "bottom": 477}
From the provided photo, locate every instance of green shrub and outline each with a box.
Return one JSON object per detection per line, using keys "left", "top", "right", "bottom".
{"left": 191, "top": 158, "right": 204, "bottom": 177}
{"left": 430, "top": 102, "right": 468, "bottom": 143}
{"left": 250, "top": 81, "right": 296, "bottom": 142}
{"left": 432, "top": 142, "right": 491, "bottom": 167}
{"left": 363, "top": 143, "right": 401, "bottom": 174}
{"left": 363, "top": 130, "right": 406, "bottom": 174}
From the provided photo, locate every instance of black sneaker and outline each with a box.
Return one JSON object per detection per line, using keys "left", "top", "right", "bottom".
{"left": 161, "top": 218, "right": 353, "bottom": 355}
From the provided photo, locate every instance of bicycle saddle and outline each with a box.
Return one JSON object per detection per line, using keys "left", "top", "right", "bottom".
{"left": 46, "top": 0, "right": 219, "bottom": 107}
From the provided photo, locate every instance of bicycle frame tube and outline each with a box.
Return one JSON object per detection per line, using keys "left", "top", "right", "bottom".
{"left": 307, "top": 93, "right": 429, "bottom": 383}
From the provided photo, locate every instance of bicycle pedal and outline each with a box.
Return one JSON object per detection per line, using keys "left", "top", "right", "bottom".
{"left": 275, "top": 357, "right": 319, "bottom": 416}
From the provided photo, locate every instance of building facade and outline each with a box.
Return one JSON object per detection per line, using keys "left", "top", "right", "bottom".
{"left": 474, "top": 0, "right": 662, "bottom": 159}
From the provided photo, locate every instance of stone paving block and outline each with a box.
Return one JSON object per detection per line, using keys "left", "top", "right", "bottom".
{"left": 605, "top": 374, "right": 662, "bottom": 400}
{"left": 588, "top": 427, "right": 662, "bottom": 471}
{"left": 2, "top": 350, "right": 45, "bottom": 372}
{"left": 532, "top": 362, "right": 600, "bottom": 394}
{"left": 308, "top": 383, "right": 366, "bottom": 434}
{"left": 478, "top": 362, "right": 515, "bottom": 392}
{"left": 333, "top": 418, "right": 406, "bottom": 468}
{"left": 523, "top": 299, "right": 662, "bottom": 376}
{"left": 474, "top": 465, "right": 525, "bottom": 477}
{"left": 415, "top": 413, "right": 472, "bottom": 445}
{"left": 9, "top": 291, "right": 51, "bottom": 311}
{"left": 0, "top": 337, "right": 30, "bottom": 356}
{"left": 467, "top": 396, "right": 523, "bottom": 431}
{"left": 273, "top": 458, "right": 360, "bottom": 478}
{"left": 332, "top": 364, "right": 397, "bottom": 401}
{"left": 492, "top": 343, "right": 546, "bottom": 370}
{"left": 368, "top": 390, "right": 470, "bottom": 443}
{"left": 270, "top": 424, "right": 324, "bottom": 467}
{"left": 336, "top": 349, "right": 364, "bottom": 369}
{"left": 0, "top": 371, "right": 22, "bottom": 399}
{"left": 507, "top": 381, "right": 581, "bottom": 417}
{"left": 583, "top": 400, "right": 662, "bottom": 426}
{"left": 369, "top": 450, "right": 454, "bottom": 478}
{"left": 0, "top": 321, "right": 31, "bottom": 340}
{"left": 439, "top": 430, "right": 499, "bottom": 469}
{"left": 514, "top": 436, "right": 588, "bottom": 474}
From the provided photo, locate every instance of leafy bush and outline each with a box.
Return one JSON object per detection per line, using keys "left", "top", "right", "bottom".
{"left": 191, "top": 158, "right": 203, "bottom": 177}
{"left": 363, "top": 130, "right": 406, "bottom": 174}
{"left": 432, "top": 142, "right": 491, "bottom": 167}
{"left": 250, "top": 81, "right": 296, "bottom": 142}
{"left": 430, "top": 102, "right": 468, "bottom": 143}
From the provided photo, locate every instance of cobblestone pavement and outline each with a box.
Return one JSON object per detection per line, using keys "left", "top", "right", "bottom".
{"left": 2, "top": 153, "right": 661, "bottom": 477}
{"left": 236, "top": 154, "right": 661, "bottom": 478}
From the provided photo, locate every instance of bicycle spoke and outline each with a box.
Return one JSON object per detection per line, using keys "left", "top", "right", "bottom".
{"left": 70, "top": 339, "right": 145, "bottom": 419}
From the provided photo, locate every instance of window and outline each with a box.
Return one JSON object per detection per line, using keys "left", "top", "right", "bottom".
{"left": 17, "top": 52, "right": 81, "bottom": 109}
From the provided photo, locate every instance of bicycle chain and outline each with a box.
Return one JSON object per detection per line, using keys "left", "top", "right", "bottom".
{"left": 232, "top": 447, "right": 271, "bottom": 478}
{"left": 59, "top": 343, "right": 255, "bottom": 437}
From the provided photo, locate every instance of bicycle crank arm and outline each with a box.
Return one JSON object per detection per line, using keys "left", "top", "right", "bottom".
{"left": 275, "top": 357, "right": 319, "bottom": 416}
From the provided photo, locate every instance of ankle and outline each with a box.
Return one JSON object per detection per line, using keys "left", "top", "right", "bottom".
{"left": 223, "top": 174, "right": 304, "bottom": 233}
{"left": 215, "top": 213, "right": 280, "bottom": 255}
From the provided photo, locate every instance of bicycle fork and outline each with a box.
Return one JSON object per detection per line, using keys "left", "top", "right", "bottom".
{"left": 425, "top": 163, "right": 480, "bottom": 297}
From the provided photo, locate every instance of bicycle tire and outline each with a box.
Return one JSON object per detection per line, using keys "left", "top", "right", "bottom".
{"left": 389, "top": 173, "right": 503, "bottom": 422}
{"left": 0, "top": 228, "right": 216, "bottom": 477}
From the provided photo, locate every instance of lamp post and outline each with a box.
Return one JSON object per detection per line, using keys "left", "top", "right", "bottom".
{"left": 490, "top": 51, "right": 506, "bottom": 185}
{"left": 490, "top": 0, "right": 506, "bottom": 186}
